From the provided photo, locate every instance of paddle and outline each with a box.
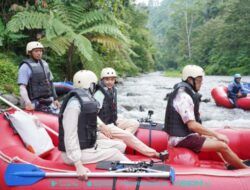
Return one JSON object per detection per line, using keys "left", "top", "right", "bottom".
{"left": 5, "top": 163, "right": 175, "bottom": 186}
{"left": 0, "top": 95, "right": 58, "bottom": 136}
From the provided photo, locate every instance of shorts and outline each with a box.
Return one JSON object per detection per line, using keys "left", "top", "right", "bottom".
{"left": 176, "top": 134, "right": 206, "bottom": 153}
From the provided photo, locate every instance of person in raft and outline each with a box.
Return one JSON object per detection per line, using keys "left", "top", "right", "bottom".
{"left": 94, "top": 67, "right": 168, "bottom": 161}
{"left": 164, "top": 64, "right": 249, "bottom": 170}
{"left": 227, "top": 73, "right": 250, "bottom": 107}
{"left": 17, "top": 41, "right": 60, "bottom": 113}
{"left": 58, "top": 70, "right": 130, "bottom": 179}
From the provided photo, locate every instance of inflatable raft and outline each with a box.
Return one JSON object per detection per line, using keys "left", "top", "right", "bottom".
{"left": 211, "top": 86, "right": 250, "bottom": 110}
{"left": 53, "top": 82, "right": 74, "bottom": 96}
{"left": 1, "top": 110, "right": 250, "bottom": 190}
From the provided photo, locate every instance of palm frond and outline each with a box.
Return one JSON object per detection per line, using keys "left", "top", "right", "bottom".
{"left": 40, "top": 36, "right": 72, "bottom": 55}
{"left": 91, "top": 36, "right": 123, "bottom": 50}
{"left": 46, "top": 13, "right": 73, "bottom": 40}
{"left": 80, "top": 24, "right": 128, "bottom": 43}
{"left": 77, "top": 10, "right": 110, "bottom": 28}
{"left": 73, "top": 34, "right": 93, "bottom": 61}
{"left": 7, "top": 12, "right": 49, "bottom": 32}
{"left": 52, "top": 3, "right": 85, "bottom": 28}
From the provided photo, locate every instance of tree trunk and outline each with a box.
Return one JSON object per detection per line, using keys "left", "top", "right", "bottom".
{"left": 184, "top": 0, "right": 193, "bottom": 59}
{"left": 67, "top": 44, "right": 74, "bottom": 80}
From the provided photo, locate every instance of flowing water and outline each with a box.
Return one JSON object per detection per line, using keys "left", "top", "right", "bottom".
{"left": 117, "top": 72, "right": 250, "bottom": 128}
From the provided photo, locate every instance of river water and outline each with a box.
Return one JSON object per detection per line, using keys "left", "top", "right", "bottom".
{"left": 117, "top": 72, "right": 250, "bottom": 128}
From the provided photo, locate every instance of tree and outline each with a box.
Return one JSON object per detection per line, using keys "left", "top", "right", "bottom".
{"left": 7, "top": 1, "right": 130, "bottom": 79}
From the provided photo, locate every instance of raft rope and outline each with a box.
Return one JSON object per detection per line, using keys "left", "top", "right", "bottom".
{"left": 0, "top": 151, "right": 73, "bottom": 173}
{"left": 1, "top": 150, "right": 250, "bottom": 177}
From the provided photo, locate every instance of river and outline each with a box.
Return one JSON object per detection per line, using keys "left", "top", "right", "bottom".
{"left": 117, "top": 72, "right": 250, "bottom": 128}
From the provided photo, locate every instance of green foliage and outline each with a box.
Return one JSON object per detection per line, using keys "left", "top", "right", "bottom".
{"left": 122, "top": 5, "right": 156, "bottom": 73}
{"left": 0, "top": 53, "right": 19, "bottom": 94}
{"left": 6, "top": 1, "right": 134, "bottom": 79}
{"left": 149, "top": 0, "right": 250, "bottom": 75}
{"left": 7, "top": 12, "right": 50, "bottom": 32}
{"left": 0, "top": 19, "right": 27, "bottom": 50}
{"left": 0, "top": 0, "right": 156, "bottom": 84}
{"left": 164, "top": 69, "right": 181, "bottom": 77}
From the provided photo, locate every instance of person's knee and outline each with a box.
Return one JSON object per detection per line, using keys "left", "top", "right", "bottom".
{"left": 125, "top": 130, "right": 134, "bottom": 138}
{"left": 133, "top": 120, "right": 140, "bottom": 128}
{"left": 114, "top": 141, "right": 127, "bottom": 153}
{"left": 217, "top": 142, "right": 230, "bottom": 153}
{"left": 126, "top": 119, "right": 140, "bottom": 129}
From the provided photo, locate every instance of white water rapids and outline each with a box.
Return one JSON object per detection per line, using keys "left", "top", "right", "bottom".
{"left": 117, "top": 72, "right": 250, "bottom": 128}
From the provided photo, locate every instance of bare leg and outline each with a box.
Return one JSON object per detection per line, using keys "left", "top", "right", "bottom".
{"left": 201, "top": 138, "right": 247, "bottom": 169}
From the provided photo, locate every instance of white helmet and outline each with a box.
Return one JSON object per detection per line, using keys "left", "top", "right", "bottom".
{"left": 100, "top": 67, "right": 117, "bottom": 79}
{"left": 234, "top": 73, "right": 241, "bottom": 79}
{"left": 182, "top": 65, "right": 205, "bottom": 81}
{"left": 26, "top": 41, "right": 44, "bottom": 55}
{"left": 73, "top": 70, "right": 98, "bottom": 90}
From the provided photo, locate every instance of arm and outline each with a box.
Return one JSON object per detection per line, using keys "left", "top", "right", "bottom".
{"left": 228, "top": 82, "right": 234, "bottom": 92}
{"left": 18, "top": 64, "right": 33, "bottom": 110}
{"left": 50, "top": 81, "right": 60, "bottom": 108}
{"left": 19, "top": 85, "right": 33, "bottom": 110}
{"left": 46, "top": 64, "right": 60, "bottom": 107}
{"left": 97, "top": 116, "right": 113, "bottom": 138}
{"left": 227, "top": 82, "right": 236, "bottom": 97}
{"left": 62, "top": 102, "right": 90, "bottom": 178}
{"left": 94, "top": 90, "right": 105, "bottom": 109}
{"left": 240, "top": 83, "right": 250, "bottom": 93}
{"left": 174, "top": 90, "right": 229, "bottom": 143}
{"left": 95, "top": 91, "right": 113, "bottom": 138}
{"left": 186, "top": 120, "right": 228, "bottom": 143}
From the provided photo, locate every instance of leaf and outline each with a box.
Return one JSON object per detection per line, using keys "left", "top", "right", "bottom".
{"left": 7, "top": 12, "right": 50, "bottom": 32}
{"left": 73, "top": 34, "right": 93, "bottom": 61}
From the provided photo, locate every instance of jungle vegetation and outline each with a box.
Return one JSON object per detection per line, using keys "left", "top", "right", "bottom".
{"left": 0, "top": 0, "right": 249, "bottom": 94}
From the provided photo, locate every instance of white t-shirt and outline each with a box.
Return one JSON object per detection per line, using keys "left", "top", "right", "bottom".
{"left": 168, "top": 88, "right": 196, "bottom": 146}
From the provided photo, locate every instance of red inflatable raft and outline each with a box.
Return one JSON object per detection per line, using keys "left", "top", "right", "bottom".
{"left": 1, "top": 110, "right": 250, "bottom": 190}
{"left": 211, "top": 86, "right": 250, "bottom": 110}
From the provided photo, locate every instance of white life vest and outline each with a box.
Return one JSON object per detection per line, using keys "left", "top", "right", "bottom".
{"left": 8, "top": 111, "right": 54, "bottom": 156}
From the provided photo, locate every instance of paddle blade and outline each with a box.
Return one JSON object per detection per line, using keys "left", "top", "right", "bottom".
{"left": 4, "top": 163, "right": 45, "bottom": 186}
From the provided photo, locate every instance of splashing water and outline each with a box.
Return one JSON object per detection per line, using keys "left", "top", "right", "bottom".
{"left": 117, "top": 72, "right": 250, "bottom": 128}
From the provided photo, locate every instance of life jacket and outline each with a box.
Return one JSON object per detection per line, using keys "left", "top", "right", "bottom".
{"left": 228, "top": 81, "right": 242, "bottom": 97}
{"left": 20, "top": 59, "right": 53, "bottom": 100}
{"left": 164, "top": 82, "right": 202, "bottom": 137}
{"left": 58, "top": 89, "right": 98, "bottom": 152}
{"left": 97, "top": 81, "right": 118, "bottom": 125}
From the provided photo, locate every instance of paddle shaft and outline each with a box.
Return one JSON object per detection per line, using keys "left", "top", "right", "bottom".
{"left": 0, "top": 96, "right": 58, "bottom": 136}
{"left": 14, "top": 171, "right": 170, "bottom": 178}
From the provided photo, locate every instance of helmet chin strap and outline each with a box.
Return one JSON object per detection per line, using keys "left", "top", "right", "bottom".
{"left": 89, "top": 83, "right": 96, "bottom": 95}
{"left": 191, "top": 78, "right": 198, "bottom": 92}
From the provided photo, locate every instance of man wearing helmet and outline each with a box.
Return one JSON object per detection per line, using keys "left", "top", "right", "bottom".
{"left": 17, "top": 41, "right": 60, "bottom": 113}
{"left": 95, "top": 67, "right": 139, "bottom": 134}
{"left": 164, "top": 65, "right": 248, "bottom": 169}
{"left": 94, "top": 67, "right": 167, "bottom": 160}
{"left": 59, "top": 70, "right": 130, "bottom": 179}
{"left": 228, "top": 74, "right": 250, "bottom": 107}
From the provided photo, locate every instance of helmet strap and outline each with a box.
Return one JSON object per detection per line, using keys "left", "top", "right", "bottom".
{"left": 191, "top": 78, "right": 198, "bottom": 92}
{"left": 89, "top": 83, "right": 96, "bottom": 95}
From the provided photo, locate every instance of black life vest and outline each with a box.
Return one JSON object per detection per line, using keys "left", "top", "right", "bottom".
{"left": 58, "top": 89, "right": 98, "bottom": 152}
{"left": 97, "top": 81, "right": 118, "bottom": 125}
{"left": 164, "top": 82, "right": 202, "bottom": 137}
{"left": 20, "top": 59, "right": 53, "bottom": 100}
